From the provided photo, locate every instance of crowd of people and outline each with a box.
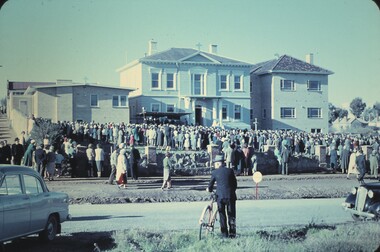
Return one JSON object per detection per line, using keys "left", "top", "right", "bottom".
{"left": 0, "top": 119, "right": 379, "bottom": 183}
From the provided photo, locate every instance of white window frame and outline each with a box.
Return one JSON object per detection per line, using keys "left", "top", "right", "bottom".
{"left": 222, "top": 104, "right": 228, "bottom": 120}
{"left": 192, "top": 73, "right": 206, "bottom": 95}
{"left": 233, "top": 75, "right": 243, "bottom": 91}
{"left": 234, "top": 104, "right": 242, "bottom": 120}
{"left": 151, "top": 103, "right": 161, "bottom": 112}
{"left": 166, "top": 73, "right": 175, "bottom": 90}
{"left": 219, "top": 74, "right": 228, "bottom": 91}
{"left": 280, "top": 80, "right": 295, "bottom": 91}
{"left": 150, "top": 68, "right": 162, "bottom": 90}
{"left": 90, "top": 94, "right": 99, "bottom": 107}
{"left": 151, "top": 73, "right": 160, "bottom": 89}
{"left": 311, "top": 128, "right": 322, "bottom": 133}
{"left": 280, "top": 107, "right": 296, "bottom": 118}
{"left": 307, "top": 80, "right": 321, "bottom": 91}
{"left": 308, "top": 108, "right": 322, "bottom": 118}
{"left": 112, "top": 95, "right": 128, "bottom": 107}
{"left": 166, "top": 104, "right": 175, "bottom": 113}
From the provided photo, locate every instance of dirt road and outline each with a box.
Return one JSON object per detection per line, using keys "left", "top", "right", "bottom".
{"left": 46, "top": 173, "right": 367, "bottom": 204}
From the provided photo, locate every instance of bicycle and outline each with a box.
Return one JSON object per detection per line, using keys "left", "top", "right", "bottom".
{"left": 198, "top": 192, "right": 218, "bottom": 240}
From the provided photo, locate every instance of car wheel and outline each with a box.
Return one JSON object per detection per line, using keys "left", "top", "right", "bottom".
{"left": 39, "top": 215, "right": 58, "bottom": 242}
{"left": 351, "top": 214, "right": 362, "bottom": 221}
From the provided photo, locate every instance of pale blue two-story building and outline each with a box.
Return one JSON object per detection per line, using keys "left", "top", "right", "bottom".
{"left": 250, "top": 54, "right": 334, "bottom": 133}
{"left": 117, "top": 42, "right": 253, "bottom": 128}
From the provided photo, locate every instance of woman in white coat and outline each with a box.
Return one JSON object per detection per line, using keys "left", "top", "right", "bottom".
{"left": 347, "top": 149, "right": 358, "bottom": 179}
{"left": 116, "top": 148, "right": 128, "bottom": 188}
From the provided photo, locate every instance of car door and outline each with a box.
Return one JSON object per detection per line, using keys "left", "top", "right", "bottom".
{"left": 0, "top": 177, "right": 5, "bottom": 240}
{"left": 24, "top": 174, "right": 50, "bottom": 231}
{"left": 1, "top": 174, "right": 31, "bottom": 241}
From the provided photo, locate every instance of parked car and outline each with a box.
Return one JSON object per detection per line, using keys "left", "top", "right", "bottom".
{"left": 342, "top": 182, "right": 380, "bottom": 221}
{"left": 0, "top": 165, "right": 70, "bottom": 243}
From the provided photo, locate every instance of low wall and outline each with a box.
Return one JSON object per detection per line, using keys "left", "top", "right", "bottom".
{"left": 138, "top": 149, "right": 321, "bottom": 176}
{"left": 9, "top": 108, "right": 28, "bottom": 137}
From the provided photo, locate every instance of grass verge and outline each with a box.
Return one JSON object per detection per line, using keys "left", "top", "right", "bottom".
{"left": 107, "top": 222, "right": 380, "bottom": 252}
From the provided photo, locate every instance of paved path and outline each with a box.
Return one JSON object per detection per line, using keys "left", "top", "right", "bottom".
{"left": 61, "top": 198, "right": 352, "bottom": 233}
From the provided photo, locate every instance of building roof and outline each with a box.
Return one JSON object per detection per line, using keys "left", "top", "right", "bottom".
{"left": 251, "top": 55, "right": 333, "bottom": 75}
{"left": 118, "top": 48, "right": 253, "bottom": 71}
{"left": 24, "top": 83, "right": 135, "bottom": 95}
{"left": 7, "top": 81, "right": 55, "bottom": 91}
{"left": 332, "top": 117, "right": 368, "bottom": 125}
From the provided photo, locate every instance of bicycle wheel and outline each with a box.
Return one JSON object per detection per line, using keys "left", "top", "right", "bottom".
{"left": 199, "top": 206, "right": 212, "bottom": 240}
{"left": 208, "top": 209, "right": 218, "bottom": 235}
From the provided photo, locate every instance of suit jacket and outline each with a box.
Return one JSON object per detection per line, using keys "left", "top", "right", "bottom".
{"left": 281, "top": 147, "right": 291, "bottom": 163}
{"left": 355, "top": 154, "right": 366, "bottom": 174}
{"left": 208, "top": 166, "right": 237, "bottom": 201}
{"left": 129, "top": 148, "right": 141, "bottom": 165}
{"left": 34, "top": 148, "right": 46, "bottom": 165}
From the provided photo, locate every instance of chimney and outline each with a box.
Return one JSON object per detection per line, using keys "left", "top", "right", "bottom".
{"left": 148, "top": 39, "right": 157, "bottom": 56}
{"left": 209, "top": 44, "right": 217, "bottom": 54}
{"left": 306, "top": 53, "right": 314, "bottom": 64}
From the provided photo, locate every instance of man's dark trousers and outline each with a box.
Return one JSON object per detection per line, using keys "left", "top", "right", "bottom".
{"left": 217, "top": 198, "right": 236, "bottom": 237}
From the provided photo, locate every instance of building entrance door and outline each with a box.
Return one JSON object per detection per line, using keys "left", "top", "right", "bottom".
{"left": 195, "top": 106, "right": 203, "bottom": 126}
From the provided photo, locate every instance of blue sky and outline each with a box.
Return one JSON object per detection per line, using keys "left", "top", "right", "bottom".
{"left": 0, "top": 0, "right": 379, "bottom": 108}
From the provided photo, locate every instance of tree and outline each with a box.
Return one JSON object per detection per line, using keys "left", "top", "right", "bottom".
{"left": 373, "top": 102, "right": 380, "bottom": 119}
{"left": 349, "top": 97, "right": 366, "bottom": 118}
{"left": 338, "top": 108, "right": 348, "bottom": 119}
{"left": 30, "top": 118, "right": 63, "bottom": 147}
{"left": 328, "top": 103, "right": 348, "bottom": 124}
{"left": 328, "top": 103, "right": 338, "bottom": 124}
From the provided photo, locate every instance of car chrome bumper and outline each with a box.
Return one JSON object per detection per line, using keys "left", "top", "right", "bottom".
{"left": 343, "top": 206, "right": 376, "bottom": 219}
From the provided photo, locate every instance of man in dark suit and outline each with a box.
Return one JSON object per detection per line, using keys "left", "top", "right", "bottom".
{"left": 11, "top": 137, "right": 25, "bottom": 165}
{"left": 34, "top": 144, "right": 46, "bottom": 176}
{"left": 207, "top": 155, "right": 237, "bottom": 238}
{"left": 281, "top": 146, "right": 291, "bottom": 175}
{"left": 356, "top": 149, "right": 366, "bottom": 185}
{"left": 129, "top": 145, "right": 141, "bottom": 180}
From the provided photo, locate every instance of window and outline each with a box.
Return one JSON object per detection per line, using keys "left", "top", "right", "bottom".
{"left": 24, "top": 175, "right": 43, "bottom": 194}
{"left": 167, "top": 73, "right": 174, "bottom": 89}
{"left": 193, "top": 74, "right": 205, "bottom": 95}
{"left": 1, "top": 175, "right": 22, "bottom": 195}
{"left": 220, "top": 75, "right": 227, "bottom": 90}
{"left": 281, "top": 107, "right": 296, "bottom": 118}
{"left": 222, "top": 105, "right": 228, "bottom": 120}
{"left": 250, "top": 109, "right": 253, "bottom": 120}
{"left": 308, "top": 108, "right": 322, "bottom": 118}
{"left": 250, "top": 81, "right": 253, "bottom": 93}
{"left": 167, "top": 104, "right": 175, "bottom": 113}
{"left": 151, "top": 104, "right": 160, "bottom": 112}
{"left": 280, "top": 80, "right": 295, "bottom": 91}
{"left": 234, "top": 75, "right": 241, "bottom": 90}
{"left": 311, "top": 128, "right": 321, "bottom": 133}
{"left": 307, "top": 81, "right": 321, "bottom": 91}
{"left": 262, "top": 109, "right": 267, "bottom": 119}
{"left": 151, "top": 73, "right": 159, "bottom": 89}
{"left": 90, "top": 95, "right": 98, "bottom": 107}
{"left": 113, "top": 95, "right": 127, "bottom": 107}
{"left": 234, "top": 105, "right": 241, "bottom": 120}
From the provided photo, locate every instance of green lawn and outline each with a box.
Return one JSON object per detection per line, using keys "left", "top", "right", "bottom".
{"left": 107, "top": 222, "right": 380, "bottom": 252}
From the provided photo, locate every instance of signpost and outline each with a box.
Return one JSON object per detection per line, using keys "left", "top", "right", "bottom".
{"left": 252, "top": 171, "right": 263, "bottom": 200}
